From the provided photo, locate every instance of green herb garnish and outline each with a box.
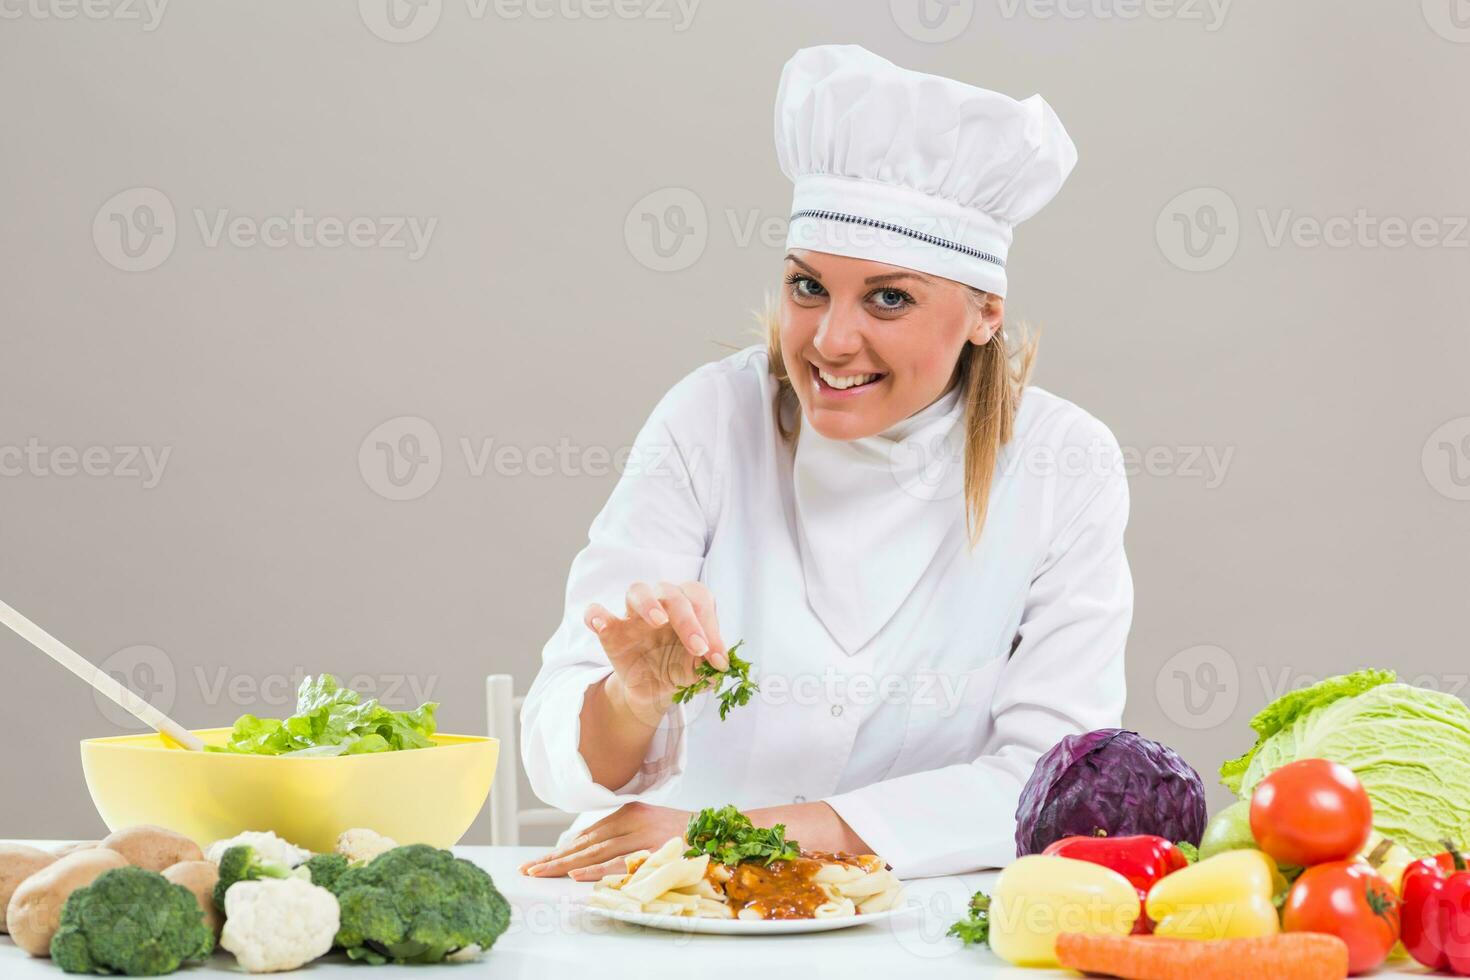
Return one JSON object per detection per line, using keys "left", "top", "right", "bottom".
{"left": 947, "top": 890, "right": 992, "bottom": 946}
{"left": 683, "top": 805, "right": 800, "bottom": 866}
{"left": 671, "top": 640, "right": 756, "bottom": 721}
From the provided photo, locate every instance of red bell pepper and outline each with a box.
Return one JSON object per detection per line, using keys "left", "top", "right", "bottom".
{"left": 1400, "top": 841, "right": 1470, "bottom": 974}
{"left": 1041, "top": 834, "right": 1191, "bottom": 934}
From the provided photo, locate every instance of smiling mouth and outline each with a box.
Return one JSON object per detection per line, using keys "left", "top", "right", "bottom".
{"left": 811, "top": 364, "right": 887, "bottom": 394}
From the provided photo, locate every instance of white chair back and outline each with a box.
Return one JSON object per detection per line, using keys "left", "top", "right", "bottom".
{"left": 485, "top": 674, "right": 576, "bottom": 846}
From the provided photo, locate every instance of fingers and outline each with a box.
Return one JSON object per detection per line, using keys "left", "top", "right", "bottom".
{"left": 517, "top": 807, "right": 629, "bottom": 875}
{"left": 656, "top": 581, "right": 709, "bottom": 660}
{"left": 625, "top": 582, "right": 668, "bottom": 628}
{"left": 522, "top": 834, "right": 635, "bottom": 878}
{"left": 604, "top": 581, "right": 726, "bottom": 667}
{"left": 583, "top": 602, "right": 616, "bottom": 636}
{"left": 679, "top": 581, "right": 726, "bottom": 670}
{"left": 569, "top": 856, "right": 628, "bottom": 882}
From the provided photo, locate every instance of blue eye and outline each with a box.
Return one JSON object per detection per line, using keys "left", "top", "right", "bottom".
{"left": 785, "top": 273, "right": 827, "bottom": 300}
{"left": 870, "top": 288, "right": 913, "bottom": 311}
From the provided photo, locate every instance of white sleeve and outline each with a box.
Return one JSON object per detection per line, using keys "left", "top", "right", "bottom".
{"left": 519, "top": 368, "right": 726, "bottom": 812}
{"left": 826, "top": 452, "right": 1132, "bottom": 878}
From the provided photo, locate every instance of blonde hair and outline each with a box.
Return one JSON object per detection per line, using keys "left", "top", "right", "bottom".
{"left": 759, "top": 287, "right": 1036, "bottom": 547}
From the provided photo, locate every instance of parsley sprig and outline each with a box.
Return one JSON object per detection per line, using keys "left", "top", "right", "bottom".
{"left": 683, "top": 805, "right": 800, "bottom": 866}
{"left": 947, "top": 890, "right": 992, "bottom": 946}
{"left": 670, "top": 640, "right": 756, "bottom": 721}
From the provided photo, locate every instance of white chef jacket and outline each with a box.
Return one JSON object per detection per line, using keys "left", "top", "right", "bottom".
{"left": 520, "top": 345, "right": 1131, "bottom": 878}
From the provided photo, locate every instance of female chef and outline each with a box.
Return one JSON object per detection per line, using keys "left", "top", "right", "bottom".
{"left": 518, "top": 44, "right": 1132, "bottom": 880}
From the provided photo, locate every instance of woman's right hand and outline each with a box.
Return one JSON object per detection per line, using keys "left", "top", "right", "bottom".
{"left": 583, "top": 580, "right": 728, "bottom": 728}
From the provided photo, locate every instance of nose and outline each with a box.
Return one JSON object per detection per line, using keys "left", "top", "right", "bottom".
{"left": 812, "top": 307, "right": 865, "bottom": 361}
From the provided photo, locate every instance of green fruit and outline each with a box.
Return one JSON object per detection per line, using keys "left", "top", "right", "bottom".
{"left": 1199, "top": 799, "right": 1256, "bottom": 860}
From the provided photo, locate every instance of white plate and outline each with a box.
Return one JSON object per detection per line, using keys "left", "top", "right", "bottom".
{"left": 580, "top": 902, "right": 913, "bottom": 935}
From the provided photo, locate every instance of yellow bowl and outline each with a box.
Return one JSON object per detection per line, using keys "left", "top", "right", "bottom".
{"left": 80, "top": 729, "right": 498, "bottom": 854}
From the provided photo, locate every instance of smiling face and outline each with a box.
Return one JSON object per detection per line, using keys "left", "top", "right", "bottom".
{"left": 778, "top": 249, "right": 1005, "bottom": 441}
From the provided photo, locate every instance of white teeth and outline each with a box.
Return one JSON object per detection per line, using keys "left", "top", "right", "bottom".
{"left": 818, "top": 369, "right": 880, "bottom": 390}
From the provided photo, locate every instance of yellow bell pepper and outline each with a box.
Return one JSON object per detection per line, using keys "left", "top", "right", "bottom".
{"left": 987, "top": 855, "right": 1140, "bottom": 967}
{"left": 1357, "top": 832, "right": 1413, "bottom": 896}
{"left": 1145, "top": 849, "right": 1283, "bottom": 940}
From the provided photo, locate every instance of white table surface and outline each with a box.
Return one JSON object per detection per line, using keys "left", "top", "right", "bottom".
{"left": 0, "top": 843, "right": 1435, "bottom": 978}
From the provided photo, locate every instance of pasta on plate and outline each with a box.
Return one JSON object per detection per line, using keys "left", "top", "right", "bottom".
{"left": 588, "top": 836, "right": 903, "bottom": 921}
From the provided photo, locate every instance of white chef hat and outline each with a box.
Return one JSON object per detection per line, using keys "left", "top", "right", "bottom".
{"left": 774, "top": 44, "right": 1078, "bottom": 297}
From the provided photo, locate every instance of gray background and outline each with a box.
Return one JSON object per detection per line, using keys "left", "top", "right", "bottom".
{"left": 2, "top": 0, "right": 1468, "bottom": 847}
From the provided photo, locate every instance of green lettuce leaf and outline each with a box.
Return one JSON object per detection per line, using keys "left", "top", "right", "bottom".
{"left": 1219, "top": 669, "right": 1395, "bottom": 793}
{"left": 1219, "top": 669, "right": 1470, "bottom": 855}
{"left": 207, "top": 674, "right": 438, "bottom": 756}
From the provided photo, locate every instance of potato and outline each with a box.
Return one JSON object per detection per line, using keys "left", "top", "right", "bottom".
{"left": 6, "top": 848, "right": 128, "bottom": 955}
{"left": 163, "top": 860, "right": 222, "bottom": 937}
{"left": 0, "top": 844, "right": 57, "bottom": 933}
{"left": 100, "top": 825, "right": 203, "bottom": 872}
{"left": 51, "top": 842, "right": 98, "bottom": 858}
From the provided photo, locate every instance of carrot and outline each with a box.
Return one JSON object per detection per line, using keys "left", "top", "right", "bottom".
{"left": 1054, "top": 932, "right": 1349, "bottom": 980}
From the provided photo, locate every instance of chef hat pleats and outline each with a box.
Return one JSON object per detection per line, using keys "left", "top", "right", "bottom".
{"left": 774, "top": 44, "right": 1078, "bottom": 297}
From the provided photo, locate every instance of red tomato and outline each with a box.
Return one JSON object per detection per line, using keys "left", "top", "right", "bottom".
{"left": 1283, "top": 861, "right": 1400, "bottom": 975}
{"left": 1249, "top": 758, "right": 1372, "bottom": 866}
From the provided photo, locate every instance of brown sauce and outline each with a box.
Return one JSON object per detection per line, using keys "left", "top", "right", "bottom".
{"left": 799, "top": 850, "right": 882, "bottom": 872}
{"left": 723, "top": 856, "right": 830, "bottom": 919}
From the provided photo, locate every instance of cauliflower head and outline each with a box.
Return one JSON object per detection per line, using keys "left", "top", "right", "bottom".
{"left": 213, "top": 845, "right": 305, "bottom": 912}
{"left": 220, "top": 877, "right": 339, "bottom": 974}
{"left": 204, "top": 831, "right": 310, "bottom": 869}
{"left": 336, "top": 828, "right": 397, "bottom": 864}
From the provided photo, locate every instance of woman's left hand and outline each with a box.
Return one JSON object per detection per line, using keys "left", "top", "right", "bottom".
{"left": 518, "top": 802, "right": 692, "bottom": 881}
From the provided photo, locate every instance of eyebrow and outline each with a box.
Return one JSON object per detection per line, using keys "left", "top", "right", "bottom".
{"left": 783, "top": 253, "right": 934, "bottom": 286}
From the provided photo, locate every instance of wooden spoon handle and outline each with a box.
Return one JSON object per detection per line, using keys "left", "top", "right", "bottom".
{"left": 0, "top": 598, "right": 204, "bottom": 751}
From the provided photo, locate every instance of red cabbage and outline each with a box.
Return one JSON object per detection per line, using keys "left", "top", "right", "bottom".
{"left": 1014, "top": 728, "right": 1207, "bottom": 857}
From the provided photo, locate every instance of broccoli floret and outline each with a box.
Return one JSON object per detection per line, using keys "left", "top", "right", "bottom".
{"left": 331, "top": 844, "right": 509, "bottom": 964}
{"left": 213, "top": 845, "right": 293, "bottom": 911}
{"left": 301, "top": 852, "right": 350, "bottom": 891}
{"left": 50, "top": 867, "right": 214, "bottom": 976}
